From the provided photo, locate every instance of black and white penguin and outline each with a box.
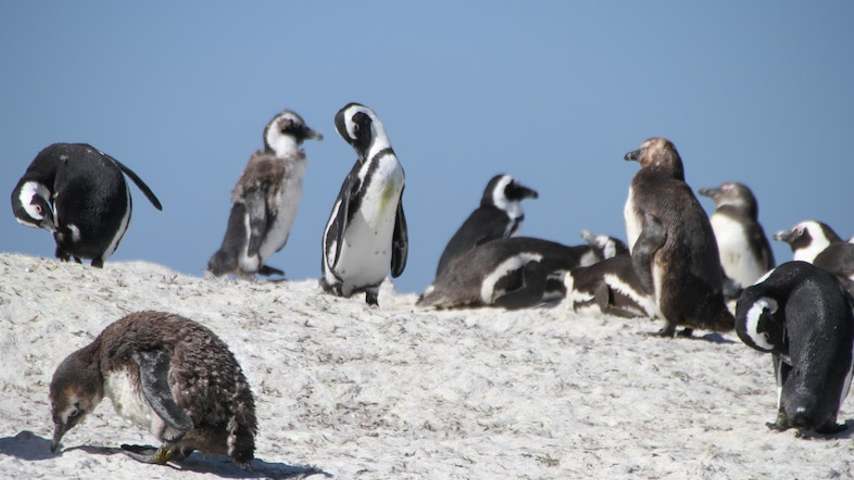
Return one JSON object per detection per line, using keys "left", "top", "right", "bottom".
{"left": 49, "top": 311, "right": 257, "bottom": 466}
{"left": 698, "top": 182, "right": 775, "bottom": 293}
{"left": 434, "top": 174, "right": 538, "bottom": 277}
{"left": 565, "top": 220, "right": 662, "bottom": 318}
{"left": 320, "top": 103, "right": 408, "bottom": 306}
{"left": 623, "top": 137, "right": 733, "bottom": 337}
{"left": 417, "top": 236, "right": 601, "bottom": 309}
{"left": 774, "top": 220, "right": 854, "bottom": 286}
{"left": 735, "top": 261, "right": 854, "bottom": 435}
{"left": 207, "top": 110, "right": 322, "bottom": 277}
{"left": 11, "top": 143, "right": 162, "bottom": 267}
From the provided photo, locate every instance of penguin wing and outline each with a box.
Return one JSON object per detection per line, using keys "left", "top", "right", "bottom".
{"left": 631, "top": 213, "right": 667, "bottom": 294}
{"left": 244, "top": 189, "right": 268, "bottom": 260}
{"left": 329, "top": 168, "right": 362, "bottom": 271}
{"left": 132, "top": 350, "right": 194, "bottom": 434}
{"left": 436, "top": 208, "right": 511, "bottom": 277}
{"left": 107, "top": 155, "right": 163, "bottom": 211}
{"left": 391, "top": 189, "right": 408, "bottom": 278}
{"left": 748, "top": 221, "right": 776, "bottom": 270}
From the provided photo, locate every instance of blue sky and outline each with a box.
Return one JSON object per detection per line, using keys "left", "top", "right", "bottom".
{"left": 2, "top": 1, "right": 852, "bottom": 293}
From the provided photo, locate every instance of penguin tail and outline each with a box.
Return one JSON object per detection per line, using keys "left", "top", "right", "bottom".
{"left": 111, "top": 156, "right": 163, "bottom": 211}
{"left": 706, "top": 304, "right": 736, "bottom": 332}
{"left": 227, "top": 384, "right": 258, "bottom": 465}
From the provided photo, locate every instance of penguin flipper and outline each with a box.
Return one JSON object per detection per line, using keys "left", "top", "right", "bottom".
{"left": 244, "top": 190, "right": 268, "bottom": 260}
{"left": 132, "top": 350, "right": 194, "bottom": 436}
{"left": 330, "top": 176, "right": 358, "bottom": 272}
{"left": 631, "top": 212, "right": 667, "bottom": 293}
{"left": 391, "top": 190, "right": 408, "bottom": 278}
{"left": 109, "top": 156, "right": 163, "bottom": 211}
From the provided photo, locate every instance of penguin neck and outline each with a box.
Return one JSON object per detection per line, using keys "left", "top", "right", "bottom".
{"left": 266, "top": 135, "right": 301, "bottom": 158}
{"left": 363, "top": 124, "right": 392, "bottom": 163}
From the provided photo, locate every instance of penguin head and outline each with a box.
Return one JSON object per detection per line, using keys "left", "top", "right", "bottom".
{"left": 482, "top": 174, "right": 539, "bottom": 211}
{"left": 773, "top": 220, "right": 840, "bottom": 258}
{"left": 334, "top": 103, "right": 390, "bottom": 160}
{"left": 49, "top": 348, "right": 103, "bottom": 453}
{"left": 698, "top": 182, "right": 758, "bottom": 218}
{"left": 735, "top": 295, "right": 782, "bottom": 353}
{"left": 263, "top": 110, "right": 322, "bottom": 157}
{"left": 580, "top": 230, "right": 630, "bottom": 259}
{"left": 624, "top": 137, "right": 685, "bottom": 181}
{"left": 11, "top": 179, "right": 55, "bottom": 231}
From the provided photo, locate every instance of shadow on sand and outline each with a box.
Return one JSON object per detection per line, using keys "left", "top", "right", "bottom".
{"left": 0, "top": 431, "right": 331, "bottom": 479}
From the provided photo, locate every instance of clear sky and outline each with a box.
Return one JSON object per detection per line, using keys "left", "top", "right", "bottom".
{"left": 2, "top": 1, "right": 852, "bottom": 293}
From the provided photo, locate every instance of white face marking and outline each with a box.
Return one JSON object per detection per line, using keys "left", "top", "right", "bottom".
{"left": 492, "top": 176, "right": 523, "bottom": 221}
{"left": 792, "top": 221, "right": 831, "bottom": 263}
{"left": 18, "top": 181, "right": 51, "bottom": 223}
{"left": 59, "top": 394, "right": 82, "bottom": 425}
{"left": 343, "top": 105, "right": 392, "bottom": 162}
{"left": 603, "top": 273, "right": 658, "bottom": 317}
{"left": 711, "top": 213, "right": 766, "bottom": 286}
{"left": 266, "top": 113, "right": 302, "bottom": 158}
{"left": 745, "top": 297, "right": 778, "bottom": 351}
{"left": 624, "top": 187, "right": 642, "bottom": 253}
{"left": 595, "top": 235, "right": 617, "bottom": 260}
{"left": 579, "top": 249, "right": 600, "bottom": 267}
{"left": 480, "top": 252, "right": 543, "bottom": 303}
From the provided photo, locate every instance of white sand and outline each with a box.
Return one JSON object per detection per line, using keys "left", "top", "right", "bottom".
{"left": 0, "top": 252, "right": 852, "bottom": 479}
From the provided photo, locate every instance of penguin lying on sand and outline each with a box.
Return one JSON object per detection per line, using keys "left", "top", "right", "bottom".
{"left": 208, "top": 109, "right": 322, "bottom": 278}
{"left": 11, "top": 143, "right": 162, "bottom": 267}
{"left": 49, "top": 311, "right": 257, "bottom": 466}
{"left": 735, "top": 261, "right": 854, "bottom": 436}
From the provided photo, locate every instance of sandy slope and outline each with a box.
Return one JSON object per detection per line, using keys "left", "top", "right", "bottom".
{"left": 0, "top": 253, "right": 852, "bottom": 479}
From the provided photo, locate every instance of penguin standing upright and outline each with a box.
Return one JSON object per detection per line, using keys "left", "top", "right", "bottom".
{"left": 207, "top": 110, "right": 322, "bottom": 277}
{"left": 434, "top": 174, "right": 538, "bottom": 277}
{"left": 735, "top": 261, "right": 854, "bottom": 435}
{"left": 774, "top": 220, "right": 854, "bottom": 295}
{"left": 623, "top": 137, "right": 733, "bottom": 337}
{"left": 11, "top": 143, "right": 162, "bottom": 267}
{"left": 49, "top": 311, "right": 257, "bottom": 466}
{"left": 698, "top": 182, "right": 775, "bottom": 291}
{"left": 321, "top": 103, "right": 408, "bottom": 306}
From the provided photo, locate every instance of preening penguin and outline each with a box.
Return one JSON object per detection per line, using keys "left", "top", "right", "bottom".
{"left": 623, "top": 137, "right": 733, "bottom": 337}
{"left": 11, "top": 143, "right": 162, "bottom": 267}
{"left": 207, "top": 110, "right": 322, "bottom": 277}
{"left": 434, "top": 174, "right": 538, "bottom": 277}
{"left": 49, "top": 311, "right": 257, "bottom": 466}
{"left": 418, "top": 236, "right": 601, "bottom": 309}
{"left": 774, "top": 220, "right": 854, "bottom": 296}
{"left": 321, "top": 103, "right": 408, "bottom": 306}
{"left": 698, "top": 182, "right": 775, "bottom": 292}
{"left": 735, "top": 261, "right": 854, "bottom": 435}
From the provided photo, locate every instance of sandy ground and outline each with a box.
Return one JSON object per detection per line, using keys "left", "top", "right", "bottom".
{"left": 0, "top": 252, "right": 852, "bottom": 479}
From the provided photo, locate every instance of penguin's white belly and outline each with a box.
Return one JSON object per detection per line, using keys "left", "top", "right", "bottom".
{"left": 259, "top": 172, "right": 304, "bottom": 260}
{"left": 104, "top": 369, "right": 162, "bottom": 436}
{"left": 334, "top": 158, "right": 404, "bottom": 294}
{"left": 710, "top": 214, "right": 764, "bottom": 287}
{"left": 624, "top": 188, "right": 642, "bottom": 253}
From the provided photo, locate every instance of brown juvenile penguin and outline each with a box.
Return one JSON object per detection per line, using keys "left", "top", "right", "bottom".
{"left": 623, "top": 137, "right": 734, "bottom": 337}
{"left": 49, "top": 311, "right": 257, "bottom": 466}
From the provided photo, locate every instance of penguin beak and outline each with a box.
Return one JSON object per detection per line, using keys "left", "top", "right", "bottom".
{"left": 624, "top": 149, "right": 641, "bottom": 162}
{"left": 304, "top": 126, "right": 323, "bottom": 141}
{"left": 698, "top": 187, "right": 721, "bottom": 199}
{"left": 51, "top": 423, "right": 67, "bottom": 453}
{"left": 515, "top": 184, "right": 539, "bottom": 200}
{"left": 773, "top": 229, "right": 795, "bottom": 243}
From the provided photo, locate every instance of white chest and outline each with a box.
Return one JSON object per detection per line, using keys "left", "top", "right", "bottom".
{"left": 103, "top": 369, "right": 160, "bottom": 435}
{"left": 624, "top": 187, "right": 642, "bottom": 253}
{"left": 259, "top": 161, "right": 306, "bottom": 259}
{"left": 710, "top": 213, "right": 764, "bottom": 286}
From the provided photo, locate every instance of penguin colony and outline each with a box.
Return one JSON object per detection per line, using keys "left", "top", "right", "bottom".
{"left": 8, "top": 100, "right": 854, "bottom": 468}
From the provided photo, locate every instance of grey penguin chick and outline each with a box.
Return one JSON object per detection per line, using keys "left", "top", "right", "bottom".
{"left": 698, "top": 181, "right": 775, "bottom": 291}
{"left": 623, "top": 137, "right": 734, "bottom": 337}
{"left": 49, "top": 311, "right": 257, "bottom": 466}
{"left": 208, "top": 110, "right": 322, "bottom": 277}
{"left": 11, "top": 143, "right": 162, "bottom": 267}
{"left": 320, "top": 103, "right": 408, "bottom": 306}
{"left": 735, "top": 261, "right": 854, "bottom": 436}
{"left": 434, "top": 174, "right": 538, "bottom": 278}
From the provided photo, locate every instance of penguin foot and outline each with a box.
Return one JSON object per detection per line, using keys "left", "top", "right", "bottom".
{"left": 91, "top": 258, "right": 104, "bottom": 268}
{"left": 73, "top": 256, "right": 82, "bottom": 264}
{"left": 120, "top": 444, "right": 175, "bottom": 465}
{"left": 365, "top": 290, "right": 379, "bottom": 307}
{"left": 651, "top": 325, "right": 677, "bottom": 338}
{"left": 258, "top": 265, "right": 285, "bottom": 277}
{"left": 816, "top": 422, "right": 848, "bottom": 435}
{"left": 677, "top": 328, "right": 694, "bottom": 338}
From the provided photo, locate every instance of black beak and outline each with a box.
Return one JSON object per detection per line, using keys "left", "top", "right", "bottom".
{"left": 303, "top": 126, "right": 323, "bottom": 141}
{"left": 624, "top": 149, "right": 641, "bottom": 162}
{"left": 698, "top": 187, "right": 721, "bottom": 198}
{"left": 773, "top": 229, "right": 795, "bottom": 243}
{"left": 507, "top": 182, "right": 539, "bottom": 201}
{"left": 51, "top": 423, "right": 67, "bottom": 453}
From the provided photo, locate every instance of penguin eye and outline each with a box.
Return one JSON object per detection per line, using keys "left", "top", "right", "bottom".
{"left": 33, "top": 204, "right": 43, "bottom": 215}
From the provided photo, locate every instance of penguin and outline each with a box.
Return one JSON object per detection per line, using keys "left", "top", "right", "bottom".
{"left": 735, "top": 261, "right": 854, "bottom": 435}
{"left": 417, "top": 236, "right": 603, "bottom": 309}
{"left": 579, "top": 229, "right": 629, "bottom": 260}
{"left": 623, "top": 137, "right": 733, "bottom": 337}
{"left": 320, "top": 103, "right": 408, "bottom": 306}
{"left": 434, "top": 174, "right": 538, "bottom": 277}
{"left": 207, "top": 110, "right": 322, "bottom": 277}
{"left": 774, "top": 220, "right": 854, "bottom": 295}
{"left": 49, "top": 311, "right": 257, "bottom": 466}
{"left": 11, "top": 143, "right": 162, "bottom": 267}
{"left": 565, "top": 219, "right": 662, "bottom": 318}
{"left": 698, "top": 182, "right": 775, "bottom": 293}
